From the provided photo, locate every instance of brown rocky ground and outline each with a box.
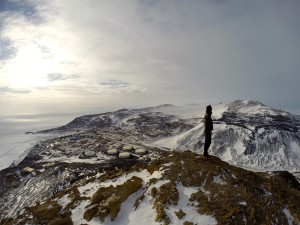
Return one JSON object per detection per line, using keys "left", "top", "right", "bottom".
{"left": 1, "top": 151, "right": 300, "bottom": 225}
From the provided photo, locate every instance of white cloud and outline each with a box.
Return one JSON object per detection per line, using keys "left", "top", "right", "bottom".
{"left": 0, "top": 0, "right": 300, "bottom": 115}
{"left": 0, "top": 86, "right": 31, "bottom": 94}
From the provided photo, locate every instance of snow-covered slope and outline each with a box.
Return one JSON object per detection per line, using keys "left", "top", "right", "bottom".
{"left": 154, "top": 100, "right": 300, "bottom": 172}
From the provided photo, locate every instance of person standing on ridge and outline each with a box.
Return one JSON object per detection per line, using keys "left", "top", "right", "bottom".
{"left": 202, "top": 105, "right": 213, "bottom": 159}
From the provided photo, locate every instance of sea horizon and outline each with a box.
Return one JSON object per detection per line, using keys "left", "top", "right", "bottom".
{"left": 0, "top": 113, "right": 79, "bottom": 171}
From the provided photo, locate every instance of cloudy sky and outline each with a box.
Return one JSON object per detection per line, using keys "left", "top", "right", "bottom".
{"left": 1, "top": 0, "right": 300, "bottom": 116}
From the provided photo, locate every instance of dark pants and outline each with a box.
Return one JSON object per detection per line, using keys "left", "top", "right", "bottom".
{"left": 204, "top": 131, "right": 211, "bottom": 156}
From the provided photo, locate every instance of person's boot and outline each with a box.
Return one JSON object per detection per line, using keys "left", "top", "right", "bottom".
{"left": 203, "top": 150, "right": 211, "bottom": 158}
{"left": 201, "top": 153, "right": 209, "bottom": 160}
{"left": 204, "top": 153, "right": 211, "bottom": 158}
{"left": 200, "top": 155, "right": 208, "bottom": 160}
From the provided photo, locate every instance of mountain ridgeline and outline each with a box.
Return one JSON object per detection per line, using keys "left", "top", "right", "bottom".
{"left": 39, "top": 100, "right": 300, "bottom": 171}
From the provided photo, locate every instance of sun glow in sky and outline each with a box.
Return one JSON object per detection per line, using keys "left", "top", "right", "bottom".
{"left": 1, "top": 0, "right": 300, "bottom": 116}
{"left": 5, "top": 43, "right": 56, "bottom": 88}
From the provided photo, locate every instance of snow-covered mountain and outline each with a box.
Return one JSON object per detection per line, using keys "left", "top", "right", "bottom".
{"left": 155, "top": 100, "right": 300, "bottom": 172}
{"left": 38, "top": 100, "right": 300, "bottom": 172}
{"left": 1, "top": 100, "right": 300, "bottom": 224}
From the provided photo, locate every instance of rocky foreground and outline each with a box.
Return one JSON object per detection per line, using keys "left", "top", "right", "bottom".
{"left": 1, "top": 149, "right": 300, "bottom": 225}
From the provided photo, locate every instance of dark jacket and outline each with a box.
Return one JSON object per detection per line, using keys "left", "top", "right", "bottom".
{"left": 203, "top": 113, "right": 213, "bottom": 134}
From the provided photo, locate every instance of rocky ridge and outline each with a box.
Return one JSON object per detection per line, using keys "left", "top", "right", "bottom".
{"left": 1, "top": 151, "right": 300, "bottom": 225}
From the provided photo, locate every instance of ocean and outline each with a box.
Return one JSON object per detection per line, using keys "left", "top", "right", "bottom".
{"left": 0, "top": 113, "right": 77, "bottom": 170}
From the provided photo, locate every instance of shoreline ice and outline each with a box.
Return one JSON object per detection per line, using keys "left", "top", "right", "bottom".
{"left": 0, "top": 113, "right": 77, "bottom": 171}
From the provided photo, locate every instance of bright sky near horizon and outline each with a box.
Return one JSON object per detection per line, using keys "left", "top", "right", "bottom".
{"left": 1, "top": 0, "right": 300, "bottom": 116}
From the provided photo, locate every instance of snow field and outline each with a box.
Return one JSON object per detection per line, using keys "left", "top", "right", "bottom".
{"left": 52, "top": 165, "right": 220, "bottom": 225}
{"left": 164, "top": 185, "right": 217, "bottom": 225}
{"left": 70, "top": 169, "right": 165, "bottom": 224}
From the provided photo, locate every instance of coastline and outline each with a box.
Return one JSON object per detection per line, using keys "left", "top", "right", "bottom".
{"left": 0, "top": 113, "right": 77, "bottom": 171}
